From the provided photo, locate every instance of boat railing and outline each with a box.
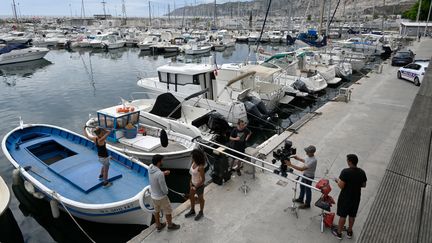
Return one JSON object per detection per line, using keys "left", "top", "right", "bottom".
{"left": 130, "top": 91, "right": 163, "bottom": 101}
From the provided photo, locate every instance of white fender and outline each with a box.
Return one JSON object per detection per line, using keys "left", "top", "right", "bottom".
{"left": 24, "top": 180, "right": 35, "bottom": 194}
{"left": 50, "top": 199, "right": 60, "bottom": 218}
{"left": 12, "top": 169, "right": 20, "bottom": 186}
{"left": 138, "top": 185, "right": 155, "bottom": 214}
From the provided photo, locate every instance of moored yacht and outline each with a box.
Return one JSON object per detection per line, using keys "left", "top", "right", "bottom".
{"left": 0, "top": 43, "right": 49, "bottom": 65}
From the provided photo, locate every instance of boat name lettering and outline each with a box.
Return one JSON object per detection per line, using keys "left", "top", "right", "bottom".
{"left": 99, "top": 203, "right": 135, "bottom": 213}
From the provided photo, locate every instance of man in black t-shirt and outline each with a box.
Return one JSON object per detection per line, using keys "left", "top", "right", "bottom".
{"left": 229, "top": 119, "right": 251, "bottom": 176}
{"left": 332, "top": 154, "right": 367, "bottom": 240}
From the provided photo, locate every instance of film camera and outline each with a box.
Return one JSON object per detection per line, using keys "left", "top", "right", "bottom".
{"left": 272, "top": 140, "right": 297, "bottom": 177}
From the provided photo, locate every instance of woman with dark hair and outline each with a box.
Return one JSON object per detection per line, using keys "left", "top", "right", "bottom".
{"left": 83, "top": 126, "right": 112, "bottom": 187}
{"left": 184, "top": 149, "right": 206, "bottom": 221}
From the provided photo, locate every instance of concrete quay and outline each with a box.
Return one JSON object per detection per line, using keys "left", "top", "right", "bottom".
{"left": 130, "top": 39, "right": 432, "bottom": 243}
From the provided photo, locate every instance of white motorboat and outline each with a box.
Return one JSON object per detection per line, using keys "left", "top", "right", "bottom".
{"left": 152, "top": 41, "right": 179, "bottom": 53}
{"left": 2, "top": 123, "right": 155, "bottom": 225}
{"left": 137, "top": 62, "right": 248, "bottom": 125}
{"left": 216, "top": 63, "right": 299, "bottom": 112}
{"left": 257, "top": 50, "right": 328, "bottom": 93}
{"left": 90, "top": 33, "right": 120, "bottom": 49}
{"left": 295, "top": 50, "right": 342, "bottom": 85}
{"left": 268, "top": 30, "right": 283, "bottom": 43}
{"left": 0, "top": 175, "right": 10, "bottom": 217}
{"left": 102, "top": 35, "right": 126, "bottom": 49}
{"left": 32, "top": 36, "right": 58, "bottom": 47}
{"left": 334, "top": 34, "right": 385, "bottom": 56}
{"left": 138, "top": 36, "right": 160, "bottom": 51}
{"left": 212, "top": 41, "right": 226, "bottom": 51}
{"left": 0, "top": 31, "right": 31, "bottom": 44}
{"left": 247, "top": 32, "right": 260, "bottom": 43}
{"left": 123, "top": 92, "right": 216, "bottom": 140}
{"left": 0, "top": 44, "right": 49, "bottom": 65}
{"left": 85, "top": 106, "right": 196, "bottom": 170}
{"left": 184, "top": 42, "right": 212, "bottom": 55}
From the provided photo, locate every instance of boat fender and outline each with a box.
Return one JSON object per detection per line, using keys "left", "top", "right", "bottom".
{"left": 138, "top": 186, "right": 155, "bottom": 214}
{"left": 24, "top": 181, "right": 35, "bottom": 194}
{"left": 12, "top": 169, "right": 21, "bottom": 186}
{"left": 160, "top": 129, "right": 168, "bottom": 147}
{"left": 50, "top": 200, "right": 60, "bottom": 218}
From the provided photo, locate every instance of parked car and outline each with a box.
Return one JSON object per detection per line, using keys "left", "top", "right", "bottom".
{"left": 391, "top": 50, "right": 415, "bottom": 66}
{"left": 397, "top": 60, "right": 429, "bottom": 86}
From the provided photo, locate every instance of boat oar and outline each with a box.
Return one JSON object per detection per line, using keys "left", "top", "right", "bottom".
{"left": 23, "top": 166, "right": 51, "bottom": 182}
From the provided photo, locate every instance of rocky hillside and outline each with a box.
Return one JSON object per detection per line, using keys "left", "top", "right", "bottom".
{"left": 169, "top": 0, "right": 416, "bottom": 18}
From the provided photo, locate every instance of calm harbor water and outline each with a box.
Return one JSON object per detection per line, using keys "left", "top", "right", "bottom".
{"left": 0, "top": 43, "right": 362, "bottom": 242}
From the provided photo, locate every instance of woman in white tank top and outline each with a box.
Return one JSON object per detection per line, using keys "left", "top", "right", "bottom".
{"left": 185, "top": 149, "right": 206, "bottom": 221}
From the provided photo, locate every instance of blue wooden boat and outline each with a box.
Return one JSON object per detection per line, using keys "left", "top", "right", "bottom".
{"left": 2, "top": 124, "right": 155, "bottom": 225}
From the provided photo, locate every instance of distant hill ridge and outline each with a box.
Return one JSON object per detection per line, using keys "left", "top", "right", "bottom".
{"left": 169, "top": 0, "right": 416, "bottom": 18}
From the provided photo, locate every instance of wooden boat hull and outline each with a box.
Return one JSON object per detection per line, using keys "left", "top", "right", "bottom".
{"left": 2, "top": 124, "right": 155, "bottom": 225}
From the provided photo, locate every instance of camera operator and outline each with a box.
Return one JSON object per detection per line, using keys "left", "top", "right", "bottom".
{"left": 229, "top": 119, "right": 251, "bottom": 176}
{"left": 285, "top": 145, "right": 317, "bottom": 209}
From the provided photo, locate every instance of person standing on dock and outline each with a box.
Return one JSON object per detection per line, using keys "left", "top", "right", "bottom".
{"left": 185, "top": 149, "right": 206, "bottom": 221}
{"left": 83, "top": 126, "right": 112, "bottom": 188}
{"left": 149, "top": 154, "right": 180, "bottom": 232}
{"left": 229, "top": 119, "right": 251, "bottom": 176}
{"left": 332, "top": 154, "right": 367, "bottom": 240}
{"left": 286, "top": 145, "right": 317, "bottom": 209}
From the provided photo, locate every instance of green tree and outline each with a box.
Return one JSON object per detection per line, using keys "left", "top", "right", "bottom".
{"left": 403, "top": 0, "right": 431, "bottom": 20}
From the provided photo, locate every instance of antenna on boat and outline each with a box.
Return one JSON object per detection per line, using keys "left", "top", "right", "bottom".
{"left": 19, "top": 116, "right": 23, "bottom": 129}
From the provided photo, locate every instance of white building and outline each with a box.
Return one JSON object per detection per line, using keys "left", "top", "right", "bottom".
{"left": 400, "top": 22, "right": 432, "bottom": 36}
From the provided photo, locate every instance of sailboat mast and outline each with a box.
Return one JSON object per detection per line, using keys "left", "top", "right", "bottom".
{"left": 149, "top": 1, "right": 152, "bottom": 27}
{"left": 122, "top": 0, "right": 127, "bottom": 19}
{"left": 318, "top": 0, "right": 325, "bottom": 35}
{"left": 101, "top": 1, "right": 107, "bottom": 19}
{"left": 326, "top": 0, "right": 331, "bottom": 35}
{"left": 11, "top": 0, "right": 18, "bottom": 24}
{"left": 213, "top": 0, "right": 217, "bottom": 28}
{"left": 81, "top": 0, "right": 86, "bottom": 18}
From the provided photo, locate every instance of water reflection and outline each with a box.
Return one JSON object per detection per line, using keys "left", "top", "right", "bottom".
{"left": 0, "top": 59, "right": 52, "bottom": 78}
{"left": 12, "top": 177, "right": 145, "bottom": 243}
{"left": 89, "top": 48, "right": 128, "bottom": 59}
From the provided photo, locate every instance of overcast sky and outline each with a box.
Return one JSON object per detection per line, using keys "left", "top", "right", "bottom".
{"left": 0, "top": 0, "right": 241, "bottom": 17}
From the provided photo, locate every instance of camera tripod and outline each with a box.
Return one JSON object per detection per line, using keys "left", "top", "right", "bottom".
{"left": 284, "top": 176, "right": 300, "bottom": 218}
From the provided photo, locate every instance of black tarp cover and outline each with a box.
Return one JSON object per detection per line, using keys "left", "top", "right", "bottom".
{"left": 149, "top": 93, "right": 181, "bottom": 119}
{"left": 0, "top": 43, "right": 28, "bottom": 55}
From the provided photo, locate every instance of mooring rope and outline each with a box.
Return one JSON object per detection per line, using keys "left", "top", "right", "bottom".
{"left": 51, "top": 191, "right": 96, "bottom": 243}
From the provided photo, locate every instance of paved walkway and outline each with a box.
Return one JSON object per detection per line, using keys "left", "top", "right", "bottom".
{"left": 129, "top": 38, "right": 432, "bottom": 243}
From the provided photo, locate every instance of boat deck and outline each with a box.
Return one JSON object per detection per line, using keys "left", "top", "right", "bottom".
{"left": 6, "top": 126, "right": 148, "bottom": 204}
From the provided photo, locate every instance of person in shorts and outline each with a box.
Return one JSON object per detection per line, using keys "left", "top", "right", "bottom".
{"left": 229, "top": 119, "right": 251, "bottom": 176}
{"left": 83, "top": 126, "right": 112, "bottom": 187}
{"left": 149, "top": 154, "right": 180, "bottom": 232}
{"left": 332, "top": 154, "right": 367, "bottom": 240}
{"left": 184, "top": 149, "right": 206, "bottom": 221}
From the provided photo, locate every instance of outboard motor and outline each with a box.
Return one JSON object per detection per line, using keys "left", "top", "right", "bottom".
{"left": 293, "top": 79, "right": 310, "bottom": 93}
{"left": 248, "top": 96, "right": 269, "bottom": 116}
{"left": 207, "top": 112, "right": 230, "bottom": 135}
{"left": 244, "top": 101, "right": 268, "bottom": 121}
{"left": 286, "top": 34, "right": 295, "bottom": 45}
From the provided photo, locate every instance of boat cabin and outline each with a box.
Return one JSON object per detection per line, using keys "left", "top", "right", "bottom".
{"left": 156, "top": 63, "right": 216, "bottom": 99}
{"left": 97, "top": 105, "right": 140, "bottom": 143}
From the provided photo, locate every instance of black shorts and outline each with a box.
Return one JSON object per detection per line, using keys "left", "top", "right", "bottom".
{"left": 337, "top": 200, "right": 360, "bottom": 218}
{"left": 227, "top": 147, "right": 245, "bottom": 160}
{"left": 193, "top": 184, "right": 204, "bottom": 196}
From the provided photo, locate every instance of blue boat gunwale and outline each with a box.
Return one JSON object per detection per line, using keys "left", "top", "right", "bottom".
{"left": 2, "top": 124, "right": 152, "bottom": 208}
